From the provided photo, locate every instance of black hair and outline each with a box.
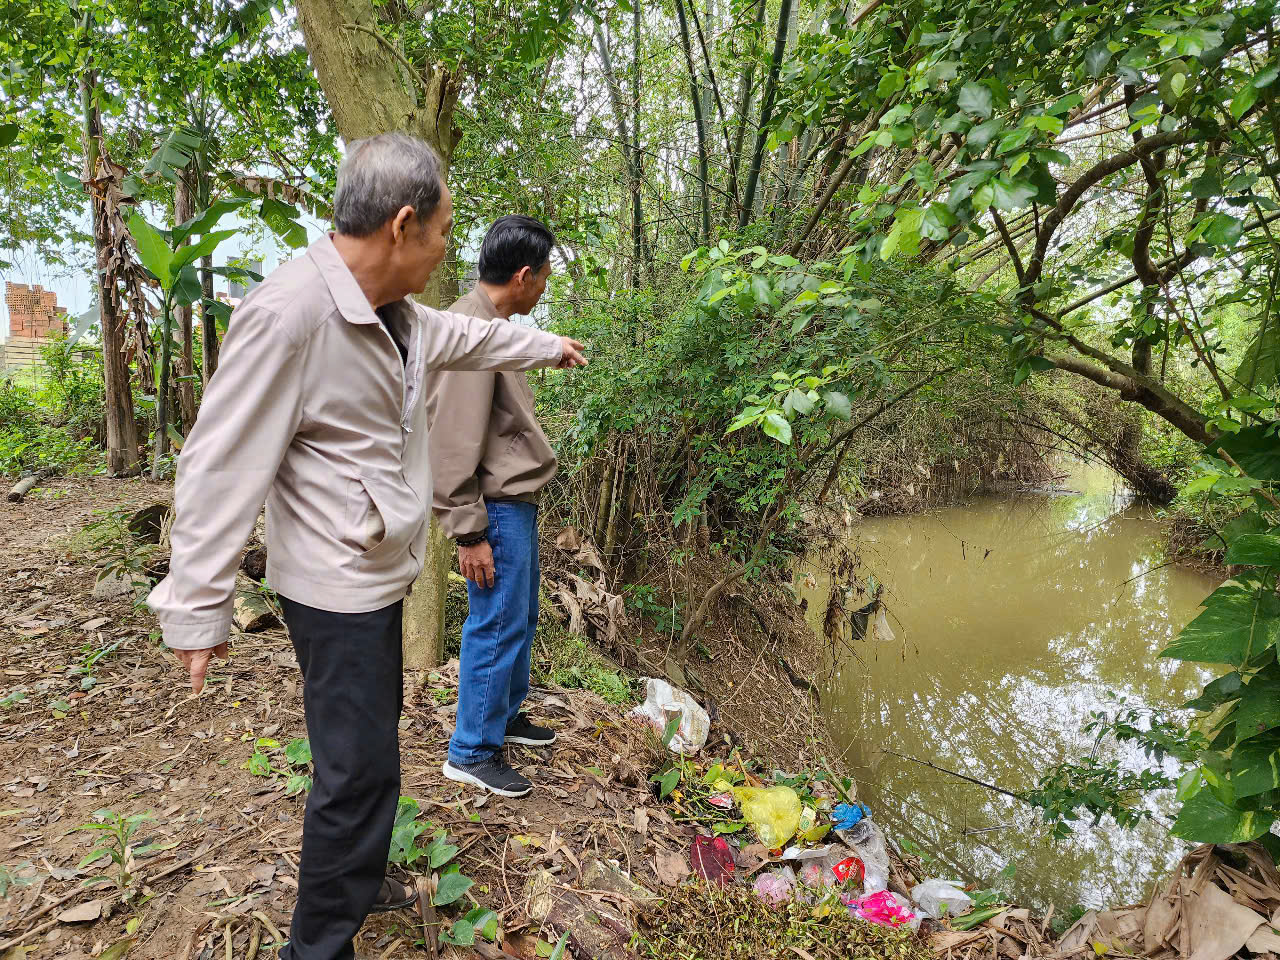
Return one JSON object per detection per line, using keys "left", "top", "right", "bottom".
{"left": 477, "top": 215, "right": 555, "bottom": 285}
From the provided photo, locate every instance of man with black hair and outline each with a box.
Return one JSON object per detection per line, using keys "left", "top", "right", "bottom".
{"left": 425, "top": 214, "right": 561, "bottom": 797}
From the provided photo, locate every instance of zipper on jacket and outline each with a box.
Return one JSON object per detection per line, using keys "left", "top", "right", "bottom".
{"left": 373, "top": 308, "right": 415, "bottom": 434}
{"left": 401, "top": 316, "right": 425, "bottom": 433}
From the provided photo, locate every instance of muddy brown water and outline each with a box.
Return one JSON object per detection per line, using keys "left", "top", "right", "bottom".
{"left": 796, "top": 462, "right": 1221, "bottom": 914}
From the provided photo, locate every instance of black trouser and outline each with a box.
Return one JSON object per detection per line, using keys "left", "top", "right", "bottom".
{"left": 278, "top": 596, "right": 403, "bottom": 960}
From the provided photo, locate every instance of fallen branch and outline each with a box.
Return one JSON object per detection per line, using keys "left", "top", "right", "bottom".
{"left": 8, "top": 469, "right": 50, "bottom": 503}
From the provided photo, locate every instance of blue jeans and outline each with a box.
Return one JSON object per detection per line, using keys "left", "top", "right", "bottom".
{"left": 448, "top": 500, "right": 539, "bottom": 765}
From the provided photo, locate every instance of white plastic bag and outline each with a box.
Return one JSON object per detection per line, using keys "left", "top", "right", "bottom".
{"left": 838, "top": 819, "right": 890, "bottom": 893}
{"left": 628, "top": 678, "right": 710, "bottom": 754}
{"left": 911, "top": 878, "right": 974, "bottom": 920}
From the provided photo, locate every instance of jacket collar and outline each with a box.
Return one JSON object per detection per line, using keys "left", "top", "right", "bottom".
{"left": 462, "top": 285, "right": 503, "bottom": 321}
{"left": 308, "top": 233, "right": 412, "bottom": 326}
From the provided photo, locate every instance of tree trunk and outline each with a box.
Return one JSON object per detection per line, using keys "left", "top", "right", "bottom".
{"left": 79, "top": 66, "right": 139, "bottom": 477}
{"left": 296, "top": 0, "right": 463, "bottom": 671}
{"left": 675, "top": 0, "right": 712, "bottom": 244}
{"left": 174, "top": 176, "right": 198, "bottom": 431}
{"left": 200, "top": 254, "right": 219, "bottom": 381}
{"left": 738, "top": 0, "right": 793, "bottom": 227}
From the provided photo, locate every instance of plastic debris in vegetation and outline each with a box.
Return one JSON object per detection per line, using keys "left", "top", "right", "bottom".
{"left": 911, "top": 878, "right": 974, "bottom": 920}
{"left": 733, "top": 785, "right": 803, "bottom": 849}
{"left": 689, "top": 835, "right": 735, "bottom": 886}
{"left": 780, "top": 842, "right": 834, "bottom": 862}
{"left": 842, "top": 890, "right": 919, "bottom": 929}
{"left": 831, "top": 856, "right": 865, "bottom": 886}
{"left": 753, "top": 867, "right": 797, "bottom": 905}
{"left": 706, "top": 791, "right": 734, "bottom": 809}
{"left": 831, "top": 801, "right": 870, "bottom": 831}
{"left": 629, "top": 678, "right": 710, "bottom": 754}
{"left": 837, "top": 818, "right": 890, "bottom": 893}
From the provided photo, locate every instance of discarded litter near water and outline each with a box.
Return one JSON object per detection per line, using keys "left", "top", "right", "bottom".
{"left": 706, "top": 791, "right": 734, "bottom": 809}
{"left": 831, "top": 801, "right": 870, "bottom": 830}
{"left": 911, "top": 878, "right": 973, "bottom": 920}
{"left": 843, "top": 889, "right": 918, "bottom": 929}
{"left": 734, "top": 785, "right": 803, "bottom": 849}
{"left": 753, "top": 867, "right": 797, "bottom": 905}
{"left": 838, "top": 818, "right": 890, "bottom": 893}
{"left": 689, "top": 834, "right": 735, "bottom": 886}
{"left": 630, "top": 678, "right": 710, "bottom": 754}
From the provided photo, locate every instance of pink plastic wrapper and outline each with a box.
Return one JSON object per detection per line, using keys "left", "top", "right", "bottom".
{"left": 706, "top": 792, "right": 735, "bottom": 809}
{"left": 842, "top": 890, "right": 917, "bottom": 927}
{"left": 753, "top": 870, "right": 795, "bottom": 905}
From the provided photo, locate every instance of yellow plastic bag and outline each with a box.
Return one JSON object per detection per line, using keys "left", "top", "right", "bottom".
{"left": 734, "top": 786, "right": 802, "bottom": 849}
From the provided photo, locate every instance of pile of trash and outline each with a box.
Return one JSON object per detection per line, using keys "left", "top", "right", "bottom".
{"left": 629, "top": 678, "right": 998, "bottom": 935}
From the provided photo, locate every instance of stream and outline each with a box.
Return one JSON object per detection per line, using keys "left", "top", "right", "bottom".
{"left": 796, "top": 461, "right": 1221, "bottom": 914}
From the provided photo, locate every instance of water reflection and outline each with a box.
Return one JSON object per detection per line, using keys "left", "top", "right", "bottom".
{"left": 799, "top": 465, "right": 1220, "bottom": 912}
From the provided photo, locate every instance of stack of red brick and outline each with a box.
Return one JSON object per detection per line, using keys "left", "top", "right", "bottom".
{"left": 5, "top": 282, "right": 67, "bottom": 339}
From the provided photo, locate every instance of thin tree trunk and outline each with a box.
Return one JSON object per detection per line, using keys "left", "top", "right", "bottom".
{"left": 728, "top": 0, "right": 767, "bottom": 220}
{"left": 675, "top": 0, "right": 712, "bottom": 243}
{"left": 594, "top": 445, "right": 617, "bottom": 546}
{"left": 79, "top": 65, "right": 139, "bottom": 477}
{"left": 200, "top": 254, "right": 218, "bottom": 381}
{"left": 738, "top": 0, "right": 793, "bottom": 227}
{"left": 689, "top": 0, "right": 737, "bottom": 204}
{"left": 593, "top": 25, "right": 647, "bottom": 281}
{"left": 174, "top": 176, "right": 198, "bottom": 431}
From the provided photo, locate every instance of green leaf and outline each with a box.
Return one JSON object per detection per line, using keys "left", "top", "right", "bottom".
{"left": 284, "top": 738, "right": 312, "bottom": 766}
{"left": 173, "top": 199, "right": 250, "bottom": 244}
{"left": 958, "top": 82, "right": 994, "bottom": 119}
{"left": 661, "top": 714, "right": 681, "bottom": 747}
{"left": 1233, "top": 670, "right": 1280, "bottom": 740}
{"left": 783, "top": 389, "right": 816, "bottom": 416}
{"left": 432, "top": 872, "right": 474, "bottom": 907}
{"left": 1174, "top": 767, "right": 1203, "bottom": 803}
{"left": 127, "top": 213, "right": 174, "bottom": 288}
{"left": 1203, "top": 213, "right": 1244, "bottom": 247}
{"left": 749, "top": 275, "right": 772, "bottom": 308}
{"left": 1161, "top": 580, "right": 1280, "bottom": 666}
{"left": 823, "top": 391, "right": 852, "bottom": 420}
{"left": 1171, "top": 788, "right": 1276, "bottom": 843}
{"left": 1183, "top": 671, "right": 1243, "bottom": 711}
{"left": 1012, "top": 361, "right": 1032, "bottom": 387}
{"left": 439, "top": 919, "right": 475, "bottom": 947}
{"left": 1236, "top": 319, "right": 1280, "bottom": 390}
{"left": 172, "top": 229, "right": 238, "bottom": 271}
{"left": 172, "top": 265, "right": 202, "bottom": 307}
{"left": 877, "top": 69, "right": 905, "bottom": 98}
{"left": 464, "top": 907, "right": 499, "bottom": 941}
{"left": 284, "top": 774, "right": 311, "bottom": 796}
{"left": 921, "top": 202, "right": 957, "bottom": 240}
{"left": 1213, "top": 426, "right": 1280, "bottom": 482}
{"left": 429, "top": 840, "right": 460, "bottom": 869}
{"left": 0, "top": 123, "right": 18, "bottom": 148}
{"left": 659, "top": 767, "right": 680, "bottom": 798}
{"left": 260, "top": 197, "right": 308, "bottom": 249}
{"left": 548, "top": 932, "right": 571, "bottom": 960}
{"left": 1231, "top": 82, "right": 1259, "bottom": 121}
{"left": 1231, "top": 733, "right": 1280, "bottom": 798}
{"left": 1084, "top": 41, "right": 1112, "bottom": 77}
{"left": 1224, "top": 535, "right": 1280, "bottom": 567}
{"left": 762, "top": 412, "right": 793, "bottom": 445}
{"left": 992, "top": 177, "right": 1037, "bottom": 211}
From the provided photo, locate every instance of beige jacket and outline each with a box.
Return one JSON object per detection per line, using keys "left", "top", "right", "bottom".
{"left": 423, "top": 287, "right": 558, "bottom": 540}
{"left": 147, "top": 235, "right": 563, "bottom": 650}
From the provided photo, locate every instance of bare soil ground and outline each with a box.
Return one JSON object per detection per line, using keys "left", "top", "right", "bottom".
{"left": 0, "top": 477, "right": 829, "bottom": 960}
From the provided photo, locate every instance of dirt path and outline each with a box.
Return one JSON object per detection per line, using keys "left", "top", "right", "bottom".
{"left": 0, "top": 479, "right": 675, "bottom": 960}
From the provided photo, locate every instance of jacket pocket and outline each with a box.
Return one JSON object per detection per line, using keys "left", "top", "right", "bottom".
{"left": 348, "top": 473, "right": 424, "bottom": 570}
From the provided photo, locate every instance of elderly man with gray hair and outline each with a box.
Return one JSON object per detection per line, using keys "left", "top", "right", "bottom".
{"left": 148, "top": 132, "right": 586, "bottom": 960}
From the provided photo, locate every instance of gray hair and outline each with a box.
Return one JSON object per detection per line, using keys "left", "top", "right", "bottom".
{"left": 332, "top": 132, "right": 445, "bottom": 237}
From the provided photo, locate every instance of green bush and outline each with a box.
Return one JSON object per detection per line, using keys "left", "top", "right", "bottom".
{"left": 0, "top": 372, "right": 101, "bottom": 477}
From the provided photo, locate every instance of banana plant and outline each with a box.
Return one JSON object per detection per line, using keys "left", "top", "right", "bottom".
{"left": 127, "top": 206, "right": 241, "bottom": 479}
